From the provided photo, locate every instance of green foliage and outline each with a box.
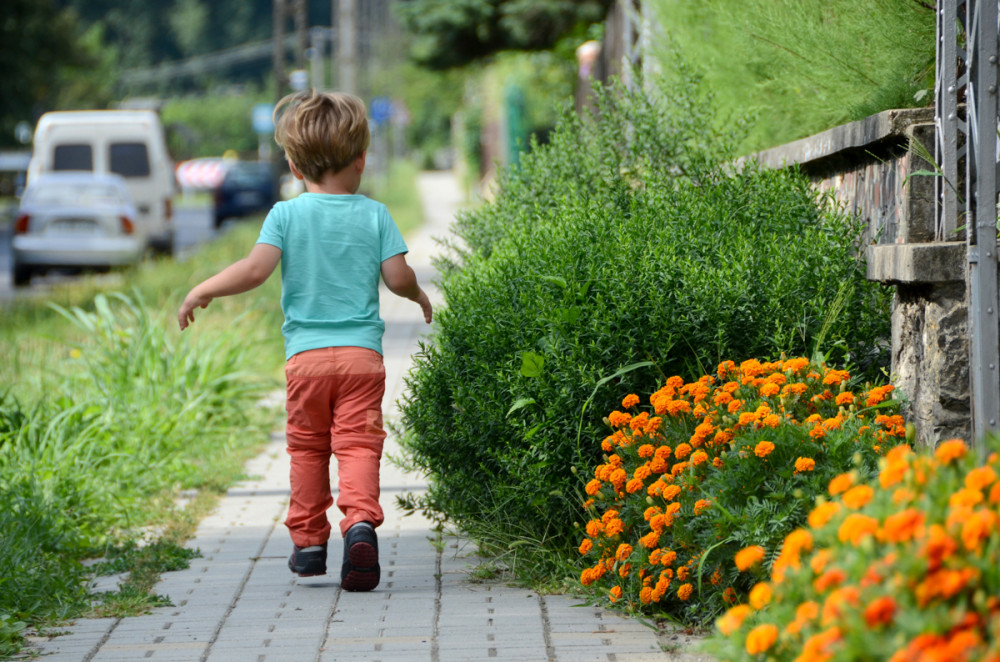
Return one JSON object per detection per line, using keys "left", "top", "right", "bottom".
{"left": 398, "top": 77, "right": 891, "bottom": 577}
{"left": 395, "top": 0, "right": 612, "bottom": 69}
{"left": 0, "top": 223, "right": 285, "bottom": 655}
{"left": 161, "top": 91, "right": 270, "bottom": 160}
{"left": 575, "top": 358, "right": 900, "bottom": 624}
{"left": 648, "top": 0, "right": 937, "bottom": 151}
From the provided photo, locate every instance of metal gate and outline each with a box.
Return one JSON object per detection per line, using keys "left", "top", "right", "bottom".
{"left": 936, "top": 0, "right": 1000, "bottom": 447}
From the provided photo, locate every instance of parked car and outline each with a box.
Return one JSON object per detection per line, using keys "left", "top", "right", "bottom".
{"left": 28, "top": 110, "right": 176, "bottom": 254}
{"left": 11, "top": 172, "right": 142, "bottom": 286}
{"left": 212, "top": 161, "right": 278, "bottom": 228}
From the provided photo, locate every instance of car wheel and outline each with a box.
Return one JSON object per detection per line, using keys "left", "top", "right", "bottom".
{"left": 12, "top": 263, "right": 32, "bottom": 287}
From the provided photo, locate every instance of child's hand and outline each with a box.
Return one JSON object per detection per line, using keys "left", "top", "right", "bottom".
{"left": 415, "top": 289, "right": 433, "bottom": 324}
{"left": 178, "top": 290, "right": 212, "bottom": 330}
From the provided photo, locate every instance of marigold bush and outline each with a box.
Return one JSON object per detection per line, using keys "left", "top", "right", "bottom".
{"left": 708, "top": 437, "right": 1000, "bottom": 661}
{"left": 576, "top": 357, "right": 903, "bottom": 623}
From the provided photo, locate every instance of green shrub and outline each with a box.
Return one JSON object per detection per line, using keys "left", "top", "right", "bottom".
{"left": 398, "top": 78, "right": 891, "bottom": 577}
{"left": 575, "top": 357, "right": 901, "bottom": 624}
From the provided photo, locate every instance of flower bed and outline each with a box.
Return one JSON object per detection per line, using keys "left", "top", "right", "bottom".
{"left": 576, "top": 357, "right": 904, "bottom": 623}
{"left": 708, "top": 436, "right": 1000, "bottom": 661}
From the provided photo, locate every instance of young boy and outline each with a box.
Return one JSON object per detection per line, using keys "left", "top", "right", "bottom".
{"left": 177, "top": 90, "right": 432, "bottom": 592}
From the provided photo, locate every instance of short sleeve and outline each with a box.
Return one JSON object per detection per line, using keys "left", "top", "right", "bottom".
{"left": 379, "top": 205, "right": 408, "bottom": 261}
{"left": 257, "top": 204, "right": 285, "bottom": 250}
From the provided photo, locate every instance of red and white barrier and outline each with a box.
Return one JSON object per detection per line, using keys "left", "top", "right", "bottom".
{"left": 175, "top": 158, "right": 229, "bottom": 190}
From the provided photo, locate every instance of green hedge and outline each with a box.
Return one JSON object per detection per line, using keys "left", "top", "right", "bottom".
{"left": 398, "top": 79, "right": 891, "bottom": 575}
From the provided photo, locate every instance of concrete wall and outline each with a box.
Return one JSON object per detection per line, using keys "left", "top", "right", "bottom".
{"left": 751, "top": 108, "right": 971, "bottom": 447}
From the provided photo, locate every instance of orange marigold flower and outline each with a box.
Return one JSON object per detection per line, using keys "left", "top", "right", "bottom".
{"left": 609, "top": 585, "right": 622, "bottom": 602}
{"left": 838, "top": 513, "right": 879, "bottom": 545}
{"left": 625, "top": 477, "right": 645, "bottom": 494}
{"left": 755, "top": 441, "right": 776, "bottom": 458}
{"left": 828, "top": 473, "right": 854, "bottom": 496}
{"left": 865, "top": 384, "right": 895, "bottom": 407}
{"left": 714, "top": 391, "right": 734, "bottom": 406}
{"left": 842, "top": 485, "right": 875, "bottom": 509}
{"left": 822, "top": 369, "right": 850, "bottom": 386}
{"left": 639, "top": 531, "right": 660, "bottom": 549}
{"left": 607, "top": 410, "right": 631, "bottom": 427}
{"left": 666, "top": 400, "right": 691, "bottom": 416}
{"left": 691, "top": 450, "right": 709, "bottom": 466}
{"left": 808, "top": 502, "right": 841, "bottom": 529}
{"left": 609, "top": 467, "right": 627, "bottom": 490}
{"left": 782, "top": 382, "right": 809, "bottom": 397}
{"left": 578, "top": 538, "right": 593, "bottom": 555}
{"left": 881, "top": 508, "right": 925, "bottom": 543}
{"left": 605, "top": 518, "right": 625, "bottom": 537}
{"left": 735, "top": 545, "right": 766, "bottom": 571}
{"left": 835, "top": 391, "right": 855, "bottom": 406}
{"left": 585, "top": 479, "right": 602, "bottom": 496}
{"left": 677, "top": 583, "right": 694, "bottom": 601}
{"left": 813, "top": 568, "right": 846, "bottom": 592}
{"left": 795, "top": 457, "right": 816, "bottom": 473}
{"left": 694, "top": 499, "right": 711, "bottom": 515}
{"left": 760, "top": 382, "right": 780, "bottom": 397}
{"left": 784, "top": 357, "right": 810, "bottom": 373}
{"left": 639, "top": 586, "right": 653, "bottom": 605}
{"left": 727, "top": 399, "right": 743, "bottom": 413}
{"left": 762, "top": 414, "right": 782, "bottom": 428}
{"left": 749, "top": 582, "right": 772, "bottom": 609}
{"left": 950, "top": 487, "right": 984, "bottom": 509}
{"left": 585, "top": 519, "right": 603, "bottom": 537}
{"left": 615, "top": 543, "right": 633, "bottom": 562}
{"left": 717, "top": 360, "right": 737, "bottom": 377}
{"left": 717, "top": 605, "right": 752, "bottom": 636}
{"left": 961, "top": 509, "right": 996, "bottom": 551}
{"left": 722, "top": 586, "right": 738, "bottom": 604}
{"left": 637, "top": 444, "right": 655, "bottom": 459}
{"left": 674, "top": 443, "right": 692, "bottom": 460}
{"left": 662, "top": 484, "right": 682, "bottom": 501}
{"left": 966, "top": 466, "right": 998, "bottom": 491}
{"left": 622, "top": 393, "right": 640, "bottom": 409}
{"left": 677, "top": 565, "right": 690, "bottom": 581}
{"left": 671, "top": 462, "right": 689, "bottom": 476}
{"left": 745, "top": 624, "right": 779, "bottom": 655}
{"left": 713, "top": 456, "right": 724, "bottom": 469}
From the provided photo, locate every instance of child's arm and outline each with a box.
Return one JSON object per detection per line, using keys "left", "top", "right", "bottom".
{"left": 380, "top": 253, "right": 432, "bottom": 323}
{"left": 178, "top": 243, "right": 282, "bottom": 330}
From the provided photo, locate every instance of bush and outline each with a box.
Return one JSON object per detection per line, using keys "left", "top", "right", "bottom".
{"left": 398, "top": 78, "right": 891, "bottom": 575}
{"left": 574, "top": 357, "right": 902, "bottom": 624}
{"left": 707, "top": 437, "right": 1000, "bottom": 661}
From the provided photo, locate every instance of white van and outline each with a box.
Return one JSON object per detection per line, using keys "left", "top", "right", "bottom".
{"left": 27, "top": 110, "right": 176, "bottom": 254}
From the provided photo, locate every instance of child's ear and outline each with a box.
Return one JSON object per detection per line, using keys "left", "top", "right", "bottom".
{"left": 355, "top": 152, "right": 367, "bottom": 172}
{"left": 287, "top": 159, "right": 305, "bottom": 180}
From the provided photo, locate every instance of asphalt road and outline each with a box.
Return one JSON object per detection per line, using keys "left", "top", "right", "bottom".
{"left": 0, "top": 203, "right": 214, "bottom": 301}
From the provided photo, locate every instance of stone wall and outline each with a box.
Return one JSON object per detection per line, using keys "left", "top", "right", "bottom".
{"left": 750, "top": 108, "right": 971, "bottom": 447}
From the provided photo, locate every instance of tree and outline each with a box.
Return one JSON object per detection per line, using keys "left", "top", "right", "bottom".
{"left": 394, "top": 0, "right": 612, "bottom": 69}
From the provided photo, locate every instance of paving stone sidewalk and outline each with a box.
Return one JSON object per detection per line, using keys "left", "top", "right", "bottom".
{"left": 27, "top": 171, "right": 711, "bottom": 662}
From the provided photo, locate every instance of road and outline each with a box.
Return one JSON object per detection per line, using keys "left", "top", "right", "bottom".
{"left": 0, "top": 204, "right": 215, "bottom": 301}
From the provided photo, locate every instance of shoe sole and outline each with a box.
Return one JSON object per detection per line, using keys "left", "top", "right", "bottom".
{"left": 288, "top": 555, "right": 327, "bottom": 577}
{"left": 341, "top": 541, "right": 379, "bottom": 591}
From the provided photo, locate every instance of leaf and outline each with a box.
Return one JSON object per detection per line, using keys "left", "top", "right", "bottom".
{"left": 506, "top": 397, "right": 537, "bottom": 417}
{"left": 519, "top": 351, "right": 545, "bottom": 378}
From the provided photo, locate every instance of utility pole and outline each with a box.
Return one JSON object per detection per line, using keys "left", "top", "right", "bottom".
{"left": 272, "top": 0, "right": 288, "bottom": 99}
{"left": 337, "top": 0, "right": 357, "bottom": 94}
{"left": 293, "top": 0, "right": 308, "bottom": 71}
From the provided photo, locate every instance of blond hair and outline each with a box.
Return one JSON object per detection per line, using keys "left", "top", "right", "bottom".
{"left": 273, "top": 90, "right": 370, "bottom": 182}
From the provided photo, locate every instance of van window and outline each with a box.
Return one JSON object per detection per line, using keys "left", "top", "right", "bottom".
{"left": 52, "top": 144, "right": 93, "bottom": 171}
{"left": 109, "top": 142, "right": 150, "bottom": 177}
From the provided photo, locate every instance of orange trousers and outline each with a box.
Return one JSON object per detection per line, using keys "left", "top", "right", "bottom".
{"left": 283, "top": 346, "right": 386, "bottom": 547}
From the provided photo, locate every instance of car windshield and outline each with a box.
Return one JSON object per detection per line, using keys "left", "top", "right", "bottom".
{"left": 225, "top": 165, "right": 269, "bottom": 186}
{"left": 25, "top": 181, "right": 127, "bottom": 207}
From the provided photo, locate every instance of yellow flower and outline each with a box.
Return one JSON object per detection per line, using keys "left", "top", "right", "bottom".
{"left": 69, "top": 348, "right": 83, "bottom": 359}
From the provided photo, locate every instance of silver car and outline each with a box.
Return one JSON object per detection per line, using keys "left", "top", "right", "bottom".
{"left": 12, "top": 172, "right": 143, "bottom": 286}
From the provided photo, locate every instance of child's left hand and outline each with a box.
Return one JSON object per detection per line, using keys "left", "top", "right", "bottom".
{"left": 178, "top": 290, "right": 212, "bottom": 330}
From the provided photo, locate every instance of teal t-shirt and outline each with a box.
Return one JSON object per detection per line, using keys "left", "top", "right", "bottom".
{"left": 256, "top": 193, "right": 408, "bottom": 359}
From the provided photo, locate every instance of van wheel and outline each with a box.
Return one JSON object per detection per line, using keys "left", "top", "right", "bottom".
{"left": 150, "top": 234, "right": 175, "bottom": 257}
{"left": 12, "top": 264, "right": 32, "bottom": 287}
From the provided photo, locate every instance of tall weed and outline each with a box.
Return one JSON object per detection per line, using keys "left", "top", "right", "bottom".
{"left": 399, "top": 78, "right": 891, "bottom": 575}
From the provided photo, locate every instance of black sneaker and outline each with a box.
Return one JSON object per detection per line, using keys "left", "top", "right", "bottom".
{"left": 288, "top": 543, "right": 327, "bottom": 577}
{"left": 341, "top": 522, "right": 379, "bottom": 591}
